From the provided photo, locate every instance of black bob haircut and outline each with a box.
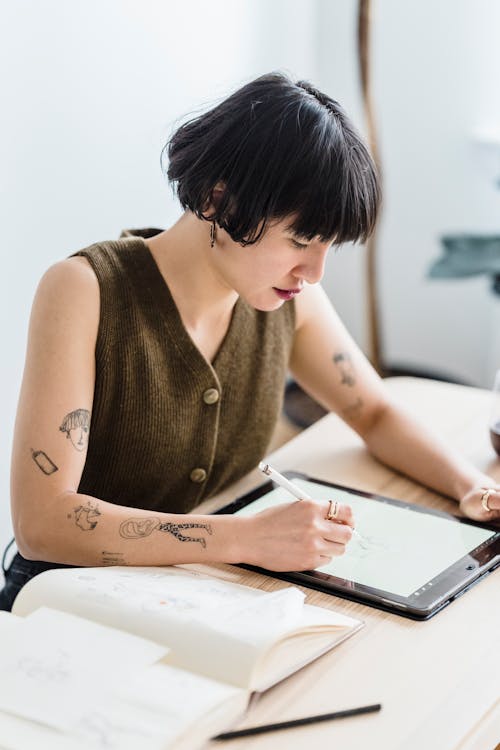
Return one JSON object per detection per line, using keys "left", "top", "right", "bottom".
{"left": 162, "top": 72, "right": 380, "bottom": 246}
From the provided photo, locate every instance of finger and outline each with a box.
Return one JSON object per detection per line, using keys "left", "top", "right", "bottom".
{"left": 320, "top": 539, "right": 349, "bottom": 558}
{"left": 321, "top": 521, "right": 353, "bottom": 545}
{"left": 481, "top": 489, "right": 500, "bottom": 513}
{"left": 318, "top": 556, "right": 332, "bottom": 566}
{"left": 322, "top": 501, "right": 355, "bottom": 527}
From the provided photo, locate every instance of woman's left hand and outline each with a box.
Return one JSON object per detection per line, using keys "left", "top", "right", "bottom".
{"left": 459, "top": 484, "right": 500, "bottom": 522}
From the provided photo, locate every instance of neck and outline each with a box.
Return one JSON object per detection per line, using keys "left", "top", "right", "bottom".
{"left": 146, "top": 212, "right": 239, "bottom": 329}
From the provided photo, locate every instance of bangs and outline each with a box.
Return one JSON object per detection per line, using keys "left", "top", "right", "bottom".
{"left": 268, "top": 134, "right": 380, "bottom": 247}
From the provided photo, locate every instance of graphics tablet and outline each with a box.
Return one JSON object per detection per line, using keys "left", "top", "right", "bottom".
{"left": 215, "top": 472, "right": 500, "bottom": 620}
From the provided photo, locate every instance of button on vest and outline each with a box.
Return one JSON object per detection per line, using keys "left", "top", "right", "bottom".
{"left": 190, "top": 467, "right": 207, "bottom": 483}
{"left": 73, "top": 233, "right": 295, "bottom": 515}
{"left": 203, "top": 388, "right": 219, "bottom": 405}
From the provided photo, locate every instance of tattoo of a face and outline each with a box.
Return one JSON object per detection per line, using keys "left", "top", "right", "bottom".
{"left": 31, "top": 449, "right": 59, "bottom": 475}
{"left": 333, "top": 352, "right": 356, "bottom": 387}
{"left": 119, "top": 518, "right": 213, "bottom": 548}
{"left": 59, "top": 409, "right": 91, "bottom": 452}
{"left": 70, "top": 501, "right": 101, "bottom": 531}
{"left": 342, "top": 397, "right": 364, "bottom": 420}
{"left": 101, "top": 551, "right": 127, "bottom": 566}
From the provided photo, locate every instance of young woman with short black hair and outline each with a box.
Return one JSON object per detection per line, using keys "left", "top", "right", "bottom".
{"left": 1, "top": 72, "right": 498, "bottom": 611}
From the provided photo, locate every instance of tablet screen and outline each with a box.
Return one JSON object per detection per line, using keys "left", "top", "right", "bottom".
{"left": 234, "top": 478, "right": 496, "bottom": 597}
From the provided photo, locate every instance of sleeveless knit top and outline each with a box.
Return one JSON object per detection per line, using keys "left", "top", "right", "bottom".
{"left": 73, "top": 229, "right": 296, "bottom": 514}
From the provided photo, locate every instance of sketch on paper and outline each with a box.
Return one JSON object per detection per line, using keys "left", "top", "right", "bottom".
{"left": 76, "top": 711, "right": 153, "bottom": 749}
{"left": 16, "top": 649, "right": 71, "bottom": 685}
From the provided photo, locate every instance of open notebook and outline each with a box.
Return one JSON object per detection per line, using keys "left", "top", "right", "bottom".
{"left": 0, "top": 565, "right": 363, "bottom": 749}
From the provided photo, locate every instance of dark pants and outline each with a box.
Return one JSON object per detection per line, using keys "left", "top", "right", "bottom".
{"left": 0, "top": 538, "right": 75, "bottom": 612}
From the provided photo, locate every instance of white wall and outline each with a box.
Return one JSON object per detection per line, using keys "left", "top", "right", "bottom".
{"left": 316, "top": 0, "right": 500, "bottom": 387}
{"left": 373, "top": 0, "right": 500, "bottom": 385}
{"left": 0, "top": 0, "right": 320, "bottom": 565}
{"left": 315, "top": 0, "right": 369, "bottom": 353}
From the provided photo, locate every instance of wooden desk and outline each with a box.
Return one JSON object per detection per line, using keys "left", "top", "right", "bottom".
{"left": 195, "top": 377, "right": 500, "bottom": 750}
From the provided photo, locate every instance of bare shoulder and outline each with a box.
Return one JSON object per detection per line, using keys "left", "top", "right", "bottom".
{"left": 31, "top": 256, "right": 100, "bottom": 343}
{"left": 37, "top": 255, "right": 98, "bottom": 296}
{"left": 35, "top": 256, "right": 99, "bottom": 308}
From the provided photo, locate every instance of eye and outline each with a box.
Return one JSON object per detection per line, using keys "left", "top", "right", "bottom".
{"left": 290, "top": 238, "right": 308, "bottom": 250}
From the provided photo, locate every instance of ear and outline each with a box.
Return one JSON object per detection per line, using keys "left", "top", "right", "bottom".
{"left": 202, "top": 181, "right": 226, "bottom": 218}
{"left": 211, "top": 182, "right": 225, "bottom": 205}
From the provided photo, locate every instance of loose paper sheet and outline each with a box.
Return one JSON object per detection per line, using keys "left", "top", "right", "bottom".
{"left": 0, "top": 656, "right": 243, "bottom": 750}
{"left": 0, "top": 607, "right": 166, "bottom": 732}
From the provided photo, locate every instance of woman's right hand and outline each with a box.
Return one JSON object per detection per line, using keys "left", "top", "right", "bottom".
{"left": 240, "top": 499, "right": 354, "bottom": 572}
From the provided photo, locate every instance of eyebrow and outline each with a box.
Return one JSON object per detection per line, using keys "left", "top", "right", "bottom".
{"left": 284, "top": 226, "right": 309, "bottom": 240}
{"left": 283, "top": 224, "right": 337, "bottom": 247}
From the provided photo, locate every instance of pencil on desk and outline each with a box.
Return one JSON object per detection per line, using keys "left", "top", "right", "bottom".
{"left": 212, "top": 703, "right": 382, "bottom": 740}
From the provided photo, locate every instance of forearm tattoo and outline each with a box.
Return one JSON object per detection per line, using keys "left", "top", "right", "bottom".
{"left": 31, "top": 448, "right": 59, "bottom": 475}
{"left": 69, "top": 501, "right": 101, "bottom": 531}
{"left": 101, "top": 551, "right": 127, "bottom": 566}
{"left": 333, "top": 352, "right": 356, "bottom": 387}
{"left": 119, "top": 518, "right": 213, "bottom": 548}
{"left": 59, "top": 408, "right": 91, "bottom": 452}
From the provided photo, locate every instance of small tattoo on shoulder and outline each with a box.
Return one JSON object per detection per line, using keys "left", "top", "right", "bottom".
{"left": 59, "top": 409, "right": 91, "bottom": 452}
{"left": 72, "top": 501, "right": 101, "bottom": 531}
{"left": 333, "top": 352, "right": 356, "bottom": 387}
{"left": 31, "top": 449, "right": 59, "bottom": 475}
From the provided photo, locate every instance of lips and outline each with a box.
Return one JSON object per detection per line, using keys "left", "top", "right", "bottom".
{"left": 273, "top": 287, "right": 302, "bottom": 301}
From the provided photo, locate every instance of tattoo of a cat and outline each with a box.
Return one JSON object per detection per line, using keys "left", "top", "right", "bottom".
{"left": 70, "top": 501, "right": 101, "bottom": 531}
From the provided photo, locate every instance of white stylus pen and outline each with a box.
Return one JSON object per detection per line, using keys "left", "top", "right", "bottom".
{"left": 258, "top": 462, "right": 366, "bottom": 544}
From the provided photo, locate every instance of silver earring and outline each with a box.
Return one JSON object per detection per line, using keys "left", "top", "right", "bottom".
{"left": 210, "top": 221, "right": 216, "bottom": 248}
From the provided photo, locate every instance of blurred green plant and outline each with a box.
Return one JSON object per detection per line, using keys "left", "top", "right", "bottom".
{"left": 429, "top": 235, "right": 500, "bottom": 295}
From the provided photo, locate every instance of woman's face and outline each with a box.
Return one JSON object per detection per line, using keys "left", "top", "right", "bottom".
{"left": 211, "top": 218, "right": 332, "bottom": 311}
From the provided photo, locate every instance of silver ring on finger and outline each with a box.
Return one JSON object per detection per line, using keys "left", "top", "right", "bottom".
{"left": 481, "top": 488, "right": 494, "bottom": 512}
{"left": 326, "top": 499, "right": 339, "bottom": 521}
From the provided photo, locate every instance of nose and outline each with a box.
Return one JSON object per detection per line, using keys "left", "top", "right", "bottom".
{"left": 295, "top": 246, "right": 329, "bottom": 284}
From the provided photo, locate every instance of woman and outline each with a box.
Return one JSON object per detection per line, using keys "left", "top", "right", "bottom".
{"left": 2, "top": 72, "right": 499, "bottom": 611}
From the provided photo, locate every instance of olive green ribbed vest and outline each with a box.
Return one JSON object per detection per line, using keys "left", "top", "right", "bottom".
{"left": 73, "top": 229, "right": 296, "bottom": 514}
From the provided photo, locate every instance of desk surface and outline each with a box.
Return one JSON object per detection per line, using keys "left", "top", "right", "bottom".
{"left": 195, "top": 377, "right": 500, "bottom": 750}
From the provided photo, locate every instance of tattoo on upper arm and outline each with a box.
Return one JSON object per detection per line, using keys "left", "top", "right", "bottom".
{"left": 342, "top": 397, "right": 364, "bottom": 420}
{"left": 101, "top": 551, "right": 127, "bottom": 566}
{"left": 333, "top": 352, "right": 356, "bottom": 387}
{"left": 31, "top": 449, "right": 59, "bottom": 475}
{"left": 68, "top": 501, "right": 101, "bottom": 530}
{"left": 59, "top": 409, "right": 91, "bottom": 452}
{"left": 119, "top": 518, "right": 213, "bottom": 548}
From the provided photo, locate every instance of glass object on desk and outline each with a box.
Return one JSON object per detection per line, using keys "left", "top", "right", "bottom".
{"left": 489, "top": 369, "right": 500, "bottom": 456}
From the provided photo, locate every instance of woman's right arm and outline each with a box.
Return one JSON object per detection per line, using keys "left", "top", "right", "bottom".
{"left": 10, "top": 258, "right": 240, "bottom": 568}
{"left": 11, "top": 258, "right": 351, "bottom": 570}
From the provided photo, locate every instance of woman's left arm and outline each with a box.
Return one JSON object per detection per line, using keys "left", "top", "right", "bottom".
{"left": 290, "top": 284, "right": 500, "bottom": 521}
